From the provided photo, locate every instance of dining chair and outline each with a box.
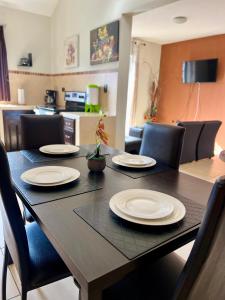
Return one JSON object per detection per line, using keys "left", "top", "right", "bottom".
{"left": 20, "top": 114, "right": 65, "bottom": 222}
{"left": 20, "top": 114, "right": 65, "bottom": 150}
{"left": 104, "top": 176, "right": 225, "bottom": 299}
{"left": 139, "top": 123, "right": 185, "bottom": 169}
{"left": 0, "top": 141, "right": 71, "bottom": 300}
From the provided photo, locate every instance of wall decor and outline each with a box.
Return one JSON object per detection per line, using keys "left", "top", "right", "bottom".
{"left": 90, "top": 20, "right": 119, "bottom": 65}
{"left": 64, "top": 35, "right": 79, "bottom": 68}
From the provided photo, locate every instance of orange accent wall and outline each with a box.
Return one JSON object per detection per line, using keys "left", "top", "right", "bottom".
{"left": 158, "top": 34, "right": 225, "bottom": 150}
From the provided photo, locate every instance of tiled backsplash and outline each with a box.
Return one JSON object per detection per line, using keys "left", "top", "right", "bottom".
{"left": 8, "top": 69, "right": 118, "bottom": 115}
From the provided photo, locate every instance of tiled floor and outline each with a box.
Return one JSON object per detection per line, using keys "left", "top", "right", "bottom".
{"left": 1, "top": 156, "right": 225, "bottom": 300}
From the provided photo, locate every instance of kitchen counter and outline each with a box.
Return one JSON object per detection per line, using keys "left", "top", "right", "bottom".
{"left": 60, "top": 112, "right": 116, "bottom": 146}
{"left": 0, "top": 104, "right": 36, "bottom": 146}
{"left": 60, "top": 112, "right": 115, "bottom": 119}
{"left": 0, "top": 104, "right": 35, "bottom": 110}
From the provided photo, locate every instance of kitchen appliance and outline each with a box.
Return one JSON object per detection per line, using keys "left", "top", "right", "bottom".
{"left": 45, "top": 90, "right": 57, "bottom": 105}
{"left": 34, "top": 105, "right": 67, "bottom": 115}
{"left": 64, "top": 91, "right": 86, "bottom": 112}
{"left": 85, "top": 84, "right": 100, "bottom": 112}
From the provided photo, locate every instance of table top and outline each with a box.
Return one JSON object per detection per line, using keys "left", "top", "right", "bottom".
{"left": 8, "top": 145, "right": 213, "bottom": 298}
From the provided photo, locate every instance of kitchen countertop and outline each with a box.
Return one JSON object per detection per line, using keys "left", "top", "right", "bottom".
{"left": 0, "top": 104, "right": 36, "bottom": 110}
{"left": 60, "top": 112, "right": 115, "bottom": 120}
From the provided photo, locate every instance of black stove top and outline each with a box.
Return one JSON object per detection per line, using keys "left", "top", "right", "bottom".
{"left": 36, "top": 105, "right": 67, "bottom": 112}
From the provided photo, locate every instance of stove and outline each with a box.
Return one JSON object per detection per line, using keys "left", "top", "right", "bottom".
{"left": 34, "top": 105, "right": 68, "bottom": 115}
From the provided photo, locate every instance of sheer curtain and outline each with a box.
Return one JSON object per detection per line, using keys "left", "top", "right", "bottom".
{"left": 125, "top": 40, "right": 140, "bottom": 135}
{"left": 0, "top": 26, "right": 10, "bottom": 101}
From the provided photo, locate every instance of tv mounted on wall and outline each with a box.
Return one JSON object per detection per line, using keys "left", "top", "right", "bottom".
{"left": 182, "top": 58, "right": 218, "bottom": 83}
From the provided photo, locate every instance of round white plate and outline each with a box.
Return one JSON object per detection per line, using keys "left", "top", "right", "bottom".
{"left": 21, "top": 166, "right": 80, "bottom": 186}
{"left": 112, "top": 154, "right": 156, "bottom": 168}
{"left": 39, "top": 144, "right": 80, "bottom": 155}
{"left": 109, "top": 189, "right": 186, "bottom": 226}
{"left": 115, "top": 189, "right": 174, "bottom": 220}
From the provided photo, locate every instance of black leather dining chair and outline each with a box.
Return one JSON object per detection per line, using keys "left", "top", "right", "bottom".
{"left": 139, "top": 123, "right": 185, "bottom": 169}
{"left": 0, "top": 141, "right": 71, "bottom": 300}
{"left": 104, "top": 176, "right": 225, "bottom": 299}
{"left": 21, "top": 114, "right": 65, "bottom": 150}
{"left": 177, "top": 121, "right": 204, "bottom": 163}
{"left": 20, "top": 114, "right": 65, "bottom": 222}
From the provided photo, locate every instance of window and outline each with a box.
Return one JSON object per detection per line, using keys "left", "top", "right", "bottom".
{"left": 0, "top": 26, "right": 10, "bottom": 101}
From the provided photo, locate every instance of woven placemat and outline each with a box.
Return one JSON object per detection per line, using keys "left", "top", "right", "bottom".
{"left": 74, "top": 196, "right": 204, "bottom": 259}
{"left": 12, "top": 169, "right": 102, "bottom": 206}
{"left": 20, "top": 146, "right": 89, "bottom": 163}
{"left": 106, "top": 156, "right": 172, "bottom": 179}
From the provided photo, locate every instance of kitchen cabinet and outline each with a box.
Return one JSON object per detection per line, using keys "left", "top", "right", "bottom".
{"left": 2, "top": 110, "right": 34, "bottom": 151}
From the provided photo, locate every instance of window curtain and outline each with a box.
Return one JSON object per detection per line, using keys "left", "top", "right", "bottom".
{"left": 125, "top": 40, "right": 140, "bottom": 134}
{"left": 0, "top": 26, "right": 10, "bottom": 101}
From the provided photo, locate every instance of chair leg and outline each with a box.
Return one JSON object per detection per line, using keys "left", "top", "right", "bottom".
{"left": 2, "top": 244, "right": 9, "bottom": 300}
{"left": 21, "top": 287, "right": 27, "bottom": 300}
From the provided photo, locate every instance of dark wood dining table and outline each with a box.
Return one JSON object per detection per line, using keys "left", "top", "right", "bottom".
{"left": 7, "top": 145, "right": 213, "bottom": 300}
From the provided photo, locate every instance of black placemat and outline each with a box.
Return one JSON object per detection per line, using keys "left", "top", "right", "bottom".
{"left": 20, "top": 146, "right": 90, "bottom": 163}
{"left": 12, "top": 169, "right": 102, "bottom": 206}
{"left": 74, "top": 196, "right": 204, "bottom": 259}
{"left": 106, "top": 156, "right": 172, "bottom": 179}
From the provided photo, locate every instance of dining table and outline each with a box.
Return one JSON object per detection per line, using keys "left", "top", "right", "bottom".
{"left": 7, "top": 144, "right": 213, "bottom": 300}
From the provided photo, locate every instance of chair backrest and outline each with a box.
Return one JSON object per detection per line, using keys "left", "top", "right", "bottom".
{"left": 197, "top": 120, "right": 222, "bottom": 160}
{"left": 177, "top": 121, "right": 204, "bottom": 163}
{"left": 21, "top": 115, "right": 65, "bottom": 150}
{"left": 139, "top": 123, "right": 185, "bottom": 169}
{"left": 174, "top": 176, "right": 225, "bottom": 299}
{"left": 0, "top": 141, "right": 29, "bottom": 282}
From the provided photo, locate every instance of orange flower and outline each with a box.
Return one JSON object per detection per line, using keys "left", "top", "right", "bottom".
{"left": 96, "top": 117, "right": 109, "bottom": 145}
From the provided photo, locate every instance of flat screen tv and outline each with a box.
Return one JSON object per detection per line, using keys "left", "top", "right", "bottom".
{"left": 182, "top": 58, "right": 218, "bottom": 83}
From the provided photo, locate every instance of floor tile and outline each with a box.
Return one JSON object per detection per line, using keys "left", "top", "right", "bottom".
{"left": 0, "top": 249, "right": 20, "bottom": 299}
{"left": 7, "top": 275, "right": 79, "bottom": 300}
{"left": 175, "top": 241, "right": 194, "bottom": 261}
{"left": 180, "top": 156, "right": 225, "bottom": 183}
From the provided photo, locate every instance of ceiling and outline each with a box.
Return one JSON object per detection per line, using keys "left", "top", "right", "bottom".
{"left": 0, "top": 0, "right": 59, "bottom": 16}
{"left": 132, "top": 0, "right": 225, "bottom": 44}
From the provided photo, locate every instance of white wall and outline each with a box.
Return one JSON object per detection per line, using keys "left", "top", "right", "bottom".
{"left": 0, "top": 6, "right": 51, "bottom": 73}
{"left": 50, "top": 0, "right": 159, "bottom": 73}
{"left": 134, "top": 40, "right": 161, "bottom": 125}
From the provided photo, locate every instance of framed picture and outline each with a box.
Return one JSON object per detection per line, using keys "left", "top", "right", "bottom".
{"left": 90, "top": 20, "right": 119, "bottom": 65}
{"left": 64, "top": 35, "right": 79, "bottom": 68}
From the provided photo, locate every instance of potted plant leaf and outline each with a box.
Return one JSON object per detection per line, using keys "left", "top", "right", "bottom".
{"left": 86, "top": 116, "right": 109, "bottom": 172}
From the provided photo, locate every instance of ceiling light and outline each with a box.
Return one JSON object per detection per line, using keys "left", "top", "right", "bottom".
{"left": 173, "top": 16, "right": 188, "bottom": 24}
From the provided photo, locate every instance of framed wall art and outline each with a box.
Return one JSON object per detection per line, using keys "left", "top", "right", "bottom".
{"left": 90, "top": 20, "right": 119, "bottom": 65}
{"left": 64, "top": 35, "right": 79, "bottom": 68}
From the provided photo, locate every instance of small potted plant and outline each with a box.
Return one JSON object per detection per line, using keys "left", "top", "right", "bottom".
{"left": 86, "top": 116, "right": 109, "bottom": 172}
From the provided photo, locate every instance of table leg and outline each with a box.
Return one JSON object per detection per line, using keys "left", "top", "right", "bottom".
{"left": 80, "top": 287, "right": 102, "bottom": 300}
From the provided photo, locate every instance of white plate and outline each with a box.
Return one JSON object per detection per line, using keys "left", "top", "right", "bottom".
{"left": 115, "top": 189, "right": 174, "bottom": 220}
{"left": 21, "top": 166, "right": 80, "bottom": 186}
{"left": 112, "top": 154, "right": 156, "bottom": 168}
{"left": 110, "top": 189, "right": 186, "bottom": 226}
{"left": 39, "top": 144, "right": 80, "bottom": 155}
{"left": 118, "top": 154, "right": 154, "bottom": 166}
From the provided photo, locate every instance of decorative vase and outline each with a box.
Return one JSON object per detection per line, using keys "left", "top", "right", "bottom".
{"left": 87, "top": 156, "right": 106, "bottom": 172}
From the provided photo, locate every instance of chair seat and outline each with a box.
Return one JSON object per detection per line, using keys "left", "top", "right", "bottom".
{"left": 103, "top": 253, "right": 185, "bottom": 300}
{"left": 26, "top": 222, "right": 71, "bottom": 288}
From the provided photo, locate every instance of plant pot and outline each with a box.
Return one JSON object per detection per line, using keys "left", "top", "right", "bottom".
{"left": 87, "top": 156, "right": 106, "bottom": 172}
